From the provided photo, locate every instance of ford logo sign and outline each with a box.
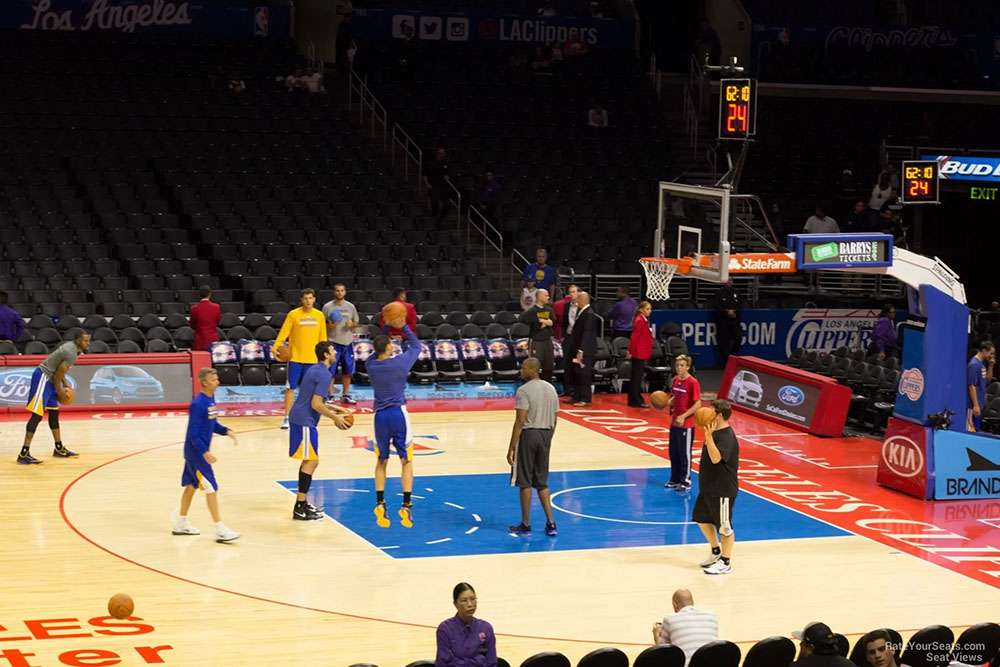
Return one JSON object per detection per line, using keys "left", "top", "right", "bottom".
{"left": 777, "top": 385, "right": 805, "bottom": 406}
{"left": 0, "top": 369, "right": 76, "bottom": 406}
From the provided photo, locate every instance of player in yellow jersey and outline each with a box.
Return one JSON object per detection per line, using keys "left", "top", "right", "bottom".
{"left": 274, "top": 288, "right": 328, "bottom": 430}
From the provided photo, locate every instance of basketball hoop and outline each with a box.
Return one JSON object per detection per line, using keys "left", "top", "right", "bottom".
{"left": 639, "top": 257, "right": 691, "bottom": 301}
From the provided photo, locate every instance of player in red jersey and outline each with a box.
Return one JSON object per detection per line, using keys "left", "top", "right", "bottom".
{"left": 665, "top": 355, "right": 701, "bottom": 491}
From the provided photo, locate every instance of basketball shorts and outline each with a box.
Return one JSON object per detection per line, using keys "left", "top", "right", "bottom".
{"left": 26, "top": 368, "right": 59, "bottom": 416}
{"left": 512, "top": 428, "right": 553, "bottom": 490}
{"left": 374, "top": 406, "right": 412, "bottom": 461}
{"left": 289, "top": 424, "right": 320, "bottom": 460}
{"left": 285, "top": 361, "right": 310, "bottom": 390}
{"left": 692, "top": 493, "right": 736, "bottom": 536}
{"left": 333, "top": 342, "right": 356, "bottom": 376}
{"left": 181, "top": 459, "right": 219, "bottom": 493}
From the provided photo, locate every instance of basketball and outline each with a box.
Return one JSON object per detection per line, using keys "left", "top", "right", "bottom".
{"left": 383, "top": 301, "right": 407, "bottom": 327}
{"left": 695, "top": 406, "right": 717, "bottom": 428}
{"left": 337, "top": 413, "right": 354, "bottom": 430}
{"left": 649, "top": 391, "right": 670, "bottom": 410}
{"left": 59, "top": 387, "right": 75, "bottom": 405}
{"left": 272, "top": 343, "right": 290, "bottom": 363}
{"left": 107, "top": 593, "right": 134, "bottom": 620}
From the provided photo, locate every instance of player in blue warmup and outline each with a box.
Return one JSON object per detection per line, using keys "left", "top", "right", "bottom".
{"left": 288, "top": 341, "right": 352, "bottom": 521}
{"left": 367, "top": 318, "right": 423, "bottom": 528}
{"left": 172, "top": 368, "right": 240, "bottom": 543}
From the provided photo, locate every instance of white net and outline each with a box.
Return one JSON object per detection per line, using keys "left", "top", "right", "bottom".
{"left": 639, "top": 258, "right": 680, "bottom": 301}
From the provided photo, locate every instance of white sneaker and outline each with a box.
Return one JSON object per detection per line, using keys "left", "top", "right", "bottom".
{"left": 171, "top": 517, "right": 200, "bottom": 536}
{"left": 215, "top": 525, "right": 240, "bottom": 543}
{"left": 280, "top": 417, "right": 289, "bottom": 430}
{"left": 699, "top": 552, "right": 721, "bottom": 568}
{"left": 703, "top": 559, "right": 732, "bottom": 575}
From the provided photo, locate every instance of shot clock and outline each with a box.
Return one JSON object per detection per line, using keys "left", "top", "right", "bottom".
{"left": 901, "top": 160, "right": 940, "bottom": 204}
{"left": 718, "top": 78, "right": 757, "bottom": 140}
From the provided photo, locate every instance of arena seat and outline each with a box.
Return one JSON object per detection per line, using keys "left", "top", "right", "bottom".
{"left": 633, "top": 645, "right": 684, "bottom": 667}
{"left": 689, "top": 640, "right": 741, "bottom": 667}
{"left": 743, "top": 637, "right": 795, "bottom": 667}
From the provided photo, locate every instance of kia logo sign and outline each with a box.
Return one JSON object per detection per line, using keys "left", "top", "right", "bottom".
{"left": 777, "top": 385, "right": 805, "bottom": 406}
{"left": 881, "top": 435, "right": 924, "bottom": 478}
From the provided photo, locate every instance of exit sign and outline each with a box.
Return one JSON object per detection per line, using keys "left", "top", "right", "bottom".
{"left": 971, "top": 186, "right": 998, "bottom": 201}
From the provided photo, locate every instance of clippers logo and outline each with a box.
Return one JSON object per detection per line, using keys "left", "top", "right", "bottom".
{"left": 898, "top": 368, "right": 924, "bottom": 401}
{"left": 777, "top": 385, "right": 805, "bottom": 406}
{"left": 253, "top": 6, "right": 269, "bottom": 36}
{"left": 881, "top": 435, "right": 924, "bottom": 478}
{"left": 785, "top": 309, "right": 878, "bottom": 356}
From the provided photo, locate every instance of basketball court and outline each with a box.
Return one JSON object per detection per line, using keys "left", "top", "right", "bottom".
{"left": 3, "top": 392, "right": 998, "bottom": 666}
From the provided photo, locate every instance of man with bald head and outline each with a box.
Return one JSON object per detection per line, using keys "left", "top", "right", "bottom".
{"left": 520, "top": 288, "right": 555, "bottom": 381}
{"left": 506, "top": 357, "right": 559, "bottom": 537}
{"left": 653, "top": 588, "right": 719, "bottom": 665}
{"left": 567, "top": 291, "right": 599, "bottom": 407}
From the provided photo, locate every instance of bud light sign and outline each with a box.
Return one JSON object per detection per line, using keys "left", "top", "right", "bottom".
{"left": 650, "top": 308, "right": 896, "bottom": 368}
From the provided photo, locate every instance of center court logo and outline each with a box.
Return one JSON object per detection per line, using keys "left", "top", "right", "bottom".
{"left": 351, "top": 434, "right": 444, "bottom": 456}
{"left": 898, "top": 368, "right": 924, "bottom": 401}
{"left": 777, "top": 385, "right": 805, "bottom": 406}
{"left": 881, "top": 435, "right": 924, "bottom": 477}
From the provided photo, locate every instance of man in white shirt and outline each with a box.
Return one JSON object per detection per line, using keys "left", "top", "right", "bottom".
{"left": 803, "top": 204, "right": 840, "bottom": 234}
{"left": 652, "top": 589, "right": 718, "bottom": 665}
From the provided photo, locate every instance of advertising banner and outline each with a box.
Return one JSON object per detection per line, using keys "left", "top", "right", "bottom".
{"left": 894, "top": 325, "right": 926, "bottom": 423}
{"left": 788, "top": 233, "right": 893, "bottom": 270}
{"left": 876, "top": 417, "right": 931, "bottom": 499}
{"left": 921, "top": 155, "right": 1000, "bottom": 183}
{"left": 650, "top": 308, "right": 891, "bottom": 369}
{"left": 934, "top": 430, "right": 1000, "bottom": 500}
{"left": 350, "top": 7, "right": 635, "bottom": 50}
{"left": 0, "top": 362, "right": 191, "bottom": 407}
{"left": 3, "top": 0, "right": 292, "bottom": 37}
{"left": 723, "top": 363, "right": 820, "bottom": 427}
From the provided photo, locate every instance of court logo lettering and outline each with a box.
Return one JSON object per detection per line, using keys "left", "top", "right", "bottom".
{"left": 351, "top": 434, "right": 444, "bottom": 456}
{"left": 881, "top": 435, "right": 924, "bottom": 477}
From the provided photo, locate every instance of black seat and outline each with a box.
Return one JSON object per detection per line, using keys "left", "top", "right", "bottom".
{"left": 689, "top": 640, "right": 741, "bottom": 667}
{"left": 56, "top": 315, "right": 82, "bottom": 332}
{"left": 435, "top": 323, "right": 460, "bottom": 340}
{"left": 403, "top": 662, "right": 434, "bottom": 667}
{"left": 0, "top": 341, "right": 18, "bottom": 355}
{"left": 421, "top": 312, "right": 445, "bottom": 328}
{"left": 744, "top": 636, "right": 795, "bottom": 667}
{"left": 25, "top": 341, "right": 49, "bottom": 355}
{"left": 900, "top": 625, "right": 953, "bottom": 667}
{"left": 240, "top": 365, "right": 269, "bottom": 386}
{"left": 146, "top": 339, "right": 171, "bottom": 353}
{"left": 87, "top": 340, "right": 111, "bottom": 354}
{"left": 118, "top": 327, "right": 146, "bottom": 346}
{"left": 520, "top": 652, "right": 570, "bottom": 667}
{"left": 117, "top": 340, "right": 142, "bottom": 353}
{"left": 632, "top": 645, "right": 684, "bottom": 667}
{"left": 577, "top": 648, "right": 627, "bottom": 667}
{"left": 136, "top": 313, "right": 162, "bottom": 332}
{"left": 950, "top": 622, "right": 1000, "bottom": 666}
{"left": 254, "top": 325, "right": 277, "bottom": 341}
{"left": 173, "top": 326, "right": 195, "bottom": 349}
{"left": 226, "top": 325, "right": 253, "bottom": 342}
{"left": 35, "top": 328, "right": 62, "bottom": 351}
{"left": 109, "top": 313, "right": 134, "bottom": 331}
{"left": 92, "top": 327, "right": 118, "bottom": 346}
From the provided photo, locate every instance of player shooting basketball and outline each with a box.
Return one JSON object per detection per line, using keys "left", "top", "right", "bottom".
{"left": 368, "top": 304, "right": 423, "bottom": 528}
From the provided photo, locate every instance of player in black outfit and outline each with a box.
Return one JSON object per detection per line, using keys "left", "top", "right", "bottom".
{"left": 693, "top": 399, "right": 739, "bottom": 575}
{"left": 520, "top": 288, "right": 555, "bottom": 382}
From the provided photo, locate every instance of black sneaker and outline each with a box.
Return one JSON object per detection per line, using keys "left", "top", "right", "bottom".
{"left": 53, "top": 446, "right": 79, "bottom": 458}
{"left": 545, "top": 522, "right": 558, "bottom": 537}
{"left": 16, "top": 453, "right": 42, "bottom": 465}
{"left": 508, "top": 522, "right": 531, "bottom": 536}
{"left": 293, "top": 503, "right": 324, "bottom": 521}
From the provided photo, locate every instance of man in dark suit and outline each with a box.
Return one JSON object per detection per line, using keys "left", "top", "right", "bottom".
{"left": 558, "top": 285, "right": 580, "bottom": 399}
{"left": 189, "top": 285, "right": 221, "bottom": 352}
{"left": 569, "top": 292, "right": 598, "bottom": 407}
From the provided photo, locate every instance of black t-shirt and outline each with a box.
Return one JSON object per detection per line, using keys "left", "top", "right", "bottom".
{"left": 790, "top": 654, "right": 854, "bottom": 667}
{"left": 522, "top": 305, "right": 554, "bottom": 342}
{"left": 425, "top": 158, "right": 449, "bottom": 187}
{"left": 699, "top": 426, "right": 739, "bottom": 497}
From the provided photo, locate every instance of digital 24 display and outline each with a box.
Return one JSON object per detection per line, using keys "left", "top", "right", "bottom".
{"left": 901, "top": 160, "right": 940, "bottom": 204}
{"left": 718, "top": 78, "right": 756, "bottom": 140}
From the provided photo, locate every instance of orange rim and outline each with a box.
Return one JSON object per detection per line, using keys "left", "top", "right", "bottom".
{"left": 639, "top": 257, "right": 693, "bottom": 274}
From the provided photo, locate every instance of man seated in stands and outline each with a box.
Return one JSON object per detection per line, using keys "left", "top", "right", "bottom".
{"left": 285, "top": 66, "right": 304, "bottom": 92}
{"left": 791, "top": 622, "right": 853, "bottom": 666}
{"left": 859, "top": 629, "right": 899, "bottom": 667}
{"left": 803, "top": 204, "right": 839, "bottom": 234}
{"left": 652, "top": 588, "right": 718, "bottom": 665}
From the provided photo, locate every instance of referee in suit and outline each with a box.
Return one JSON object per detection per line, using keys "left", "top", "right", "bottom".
{"left": 520, "top": 289, "right": 555, "bottom": 382}
{"left": 568, "top": 292, "right": 598, "bottom": 407}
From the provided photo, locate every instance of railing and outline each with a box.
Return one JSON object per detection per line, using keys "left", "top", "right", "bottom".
{"left": 594, "top": 275, "right": 643, "bottom": 303}
{"left": 347, "top": 67, "right": 388, "bottom": 149}
{"left": 391, "top": 122, "right": 422, "bottom": 192}
{"left": 682, "top": 84, "right": 698, "bottom": 150}
{"left": 511, "top": 247, "right": 531, "bottom": 290}
{"left": 648, "top": 53, "right": 662, "bottom": 99}
{"left": 443, "top": 176, "right": 462, "bottom": 232}
{"left": 467, "top": 205, "right": 505, "bottom": 262}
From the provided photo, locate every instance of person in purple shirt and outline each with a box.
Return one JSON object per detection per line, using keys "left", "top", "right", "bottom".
{"left": 436, "top": 583, "right": 497, "bottom": 667}
{"left": 606, "top": 286, "right": 638, "bottom": 339}
{"left": 0, "top": 291, "right": 25, "bottom": 343}
{"left": 868, "top": 304, "right": 897, "bottom": 358}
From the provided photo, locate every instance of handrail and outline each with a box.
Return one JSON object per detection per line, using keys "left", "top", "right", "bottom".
{"left": 467, "top": 205, "right": 505, "bottom": 262}
{"left": 443, "top": 175, "right": 462, "bottom": 233}
{"left": 391, "top": 122, "right": 422, "bottom": 192}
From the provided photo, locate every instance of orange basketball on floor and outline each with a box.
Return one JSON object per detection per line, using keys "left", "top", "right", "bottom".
{"left": 695, "top": 406, "right": 717, "bottom": 428}
{"left": 649, "top": 390, "right": 670, "bottom": 410}
{"left": 382, "top": 301, "right": 407, "bottom": 327}
{"left": 108, "top": 593, "right": 134, "bottom": 620}
{"left": 59, "top": 387, "right": 75, "bottom": 405}
{"left": 337, "top": 413, "right": 354, "bottom": 430}
{"left": 272, "top": 343, "right": 290, "bottom": 363}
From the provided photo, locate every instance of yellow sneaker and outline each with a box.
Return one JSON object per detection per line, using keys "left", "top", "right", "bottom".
{"left": 374, "top": 503, "right": 391, "bottom": 528}
{"left": 399, "top": 505, "right": 413, "bottom": 529}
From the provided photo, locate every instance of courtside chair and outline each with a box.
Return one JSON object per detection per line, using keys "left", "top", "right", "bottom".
{"left": 632, "top": 644, "right": 685, "bottom": 667}
{"left": 521, "top": 652, "right": 571, "bottom": 667}
{"left": 577, "top": 647, "right": 628, "bottom": 667}
{"left": 950, "top": 622, "right": 1000, "bottom": 666}
{"left": 689, "top": 640, "right": 741, "bottom": 667}
{"left": 900, "top": 625, "right": 953, "bottom": 667}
